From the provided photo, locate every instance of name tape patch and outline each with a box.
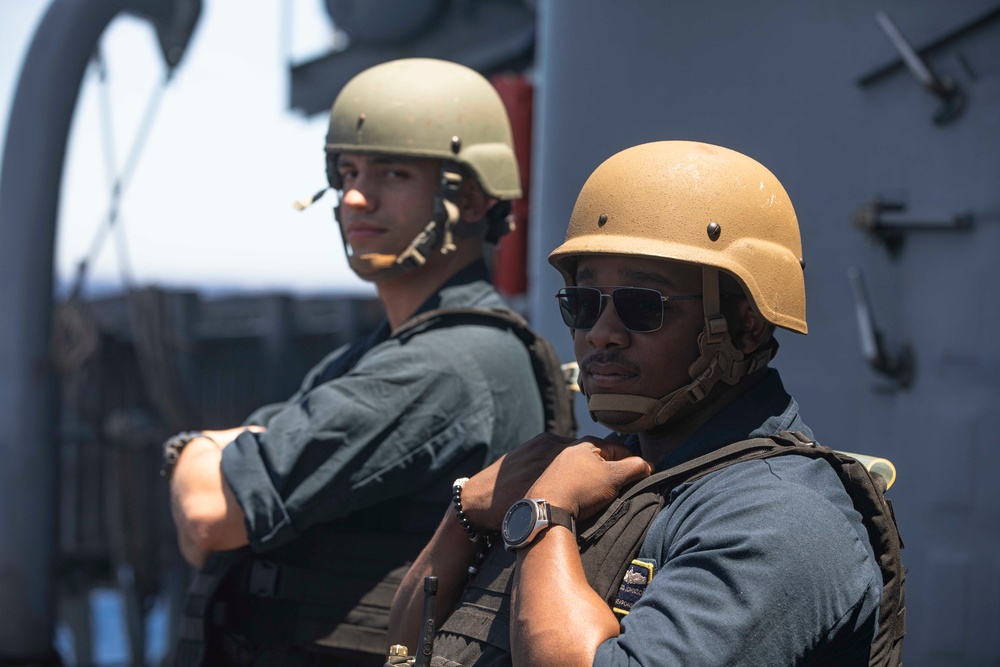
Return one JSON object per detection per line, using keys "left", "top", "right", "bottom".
{"left": 613, "top": 559, "right": 655, "bottom": 617}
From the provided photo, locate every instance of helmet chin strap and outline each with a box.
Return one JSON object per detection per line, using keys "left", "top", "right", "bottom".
{"left": 585, "top": 267, "right": 774, "bottom": 434}
{"left": 335, "top": 166, "right": 480, "bottom": 282}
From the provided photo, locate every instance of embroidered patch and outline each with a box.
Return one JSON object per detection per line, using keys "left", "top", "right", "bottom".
{"left": 613, "top": 559, "right": 655, "bottom": 617}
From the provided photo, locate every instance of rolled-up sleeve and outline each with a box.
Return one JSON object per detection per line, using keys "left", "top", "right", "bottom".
{"left": 221, "top": 332, "right": 495, "bottom": 551}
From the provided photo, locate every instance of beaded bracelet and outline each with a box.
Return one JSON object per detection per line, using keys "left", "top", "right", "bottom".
{"left": 160, "top": 431, "right": 219, "bottom": 480}
{"left": 451, "top": 477, "right": 481, "bottom": 543}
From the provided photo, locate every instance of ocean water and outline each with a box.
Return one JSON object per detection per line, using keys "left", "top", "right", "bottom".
{"left": 56, "top": 588, "right": 168, "bottom": 667}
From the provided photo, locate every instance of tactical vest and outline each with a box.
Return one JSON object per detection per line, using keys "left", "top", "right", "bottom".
{"left": 171, "top": 307, "right": 576, "bottom": 667}
{"left": 431, "top": 431, "right": 906, "bottom": 667}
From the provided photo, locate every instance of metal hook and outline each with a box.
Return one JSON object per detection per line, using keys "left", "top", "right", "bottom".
{"left": 847, "top": 267, "right": 915, "bottom": 389}
{"left": 875, "top": 11, "right": 966, "bottom": 125}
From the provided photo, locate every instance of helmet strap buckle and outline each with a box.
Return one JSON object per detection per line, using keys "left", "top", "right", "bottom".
{"left": 437, "top": 165, "right": 466, "bottom": 255}
{"left": 336, "top": 165, "right": 470, "bottom": 281}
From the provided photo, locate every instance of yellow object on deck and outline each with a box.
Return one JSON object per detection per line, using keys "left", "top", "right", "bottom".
{"left": 837, "top": 451, "right": 897, "bottom": 490}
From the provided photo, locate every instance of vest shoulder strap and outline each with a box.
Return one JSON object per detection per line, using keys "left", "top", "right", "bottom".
{"left": 577, "top": 434, "right": 788, "bottom": 603}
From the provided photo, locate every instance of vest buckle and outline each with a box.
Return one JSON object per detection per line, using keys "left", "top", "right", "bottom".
{"left": 248, "top": 559, "right": 279, "bottom": 598}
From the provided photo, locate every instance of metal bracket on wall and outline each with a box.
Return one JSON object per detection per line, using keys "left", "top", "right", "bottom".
{"left": 856, "top": 5, "right": 1000, "bottom": 125}
{"left": 874, "top": 10, "right": 966, "bottom": 125}
{"left": 852, "top": 199, "right": 974, "bottom": 258}
{"left": 848, "top": 267, "right": 915, "bottom": 390}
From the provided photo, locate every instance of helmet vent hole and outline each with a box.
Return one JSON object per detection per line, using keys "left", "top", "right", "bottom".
{"left": 356, "top": 113, "right": 366, "bottom": 130}
{"left": 598, "top": 213, "right": 608, "bottom": 227}
{"left": 707, "top": 222, "right": 721, "bottom": 241}
{"left": 451, "top": 136, "right": 461, "bottom": 154}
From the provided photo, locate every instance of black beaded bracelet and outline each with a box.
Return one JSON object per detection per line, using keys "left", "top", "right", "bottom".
{"left": 451, "top": 477, "right": 481, "bottom": 543}
{"left": 160, "top": 431, "right": 219, "bottom": 480}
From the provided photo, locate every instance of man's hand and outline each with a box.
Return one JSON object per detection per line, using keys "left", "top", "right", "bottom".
{"left": 460, "top": 432, "right": 578, "bottom": 531}
{"left": 389, "top": 431, "right": 576, "bottom": 649}
{"left": 526, "top": 439, "right": 652, "bottom": 521}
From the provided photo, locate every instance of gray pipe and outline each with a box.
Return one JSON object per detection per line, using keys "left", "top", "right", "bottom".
{"left": 0, "top": 0, "right": 199, "bottom": 659}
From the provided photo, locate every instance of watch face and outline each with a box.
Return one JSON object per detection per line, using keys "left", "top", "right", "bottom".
{"left": 503, "top": 500, "right": 537, "bottom": 545}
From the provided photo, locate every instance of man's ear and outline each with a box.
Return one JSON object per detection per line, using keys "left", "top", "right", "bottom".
{"left": 457, "top": 178, "right": 496, "bottom": 222}
{"left": 732, "top": 300, "right": 772, "bottom": 354}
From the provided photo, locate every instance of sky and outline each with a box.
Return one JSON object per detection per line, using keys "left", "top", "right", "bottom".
{"left": 0, "top": 0, "right": 374, "bottom": 297}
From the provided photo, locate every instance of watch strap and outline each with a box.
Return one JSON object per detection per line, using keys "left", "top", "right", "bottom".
{"left": 545, "top": 503, "right": 576, "bottom": 537}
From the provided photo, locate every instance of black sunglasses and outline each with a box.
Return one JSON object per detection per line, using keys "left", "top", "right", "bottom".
{"left": 555, "top": 286, "right": 702, "bottom": 333}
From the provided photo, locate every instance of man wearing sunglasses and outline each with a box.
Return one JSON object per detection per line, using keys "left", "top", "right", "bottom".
{"left": 390, "top": 141, "right": 894, "bottom": 666}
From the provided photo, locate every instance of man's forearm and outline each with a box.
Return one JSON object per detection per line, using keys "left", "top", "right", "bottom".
{"left": 170, "top": 434, "right": 250, "bottom": 564}
{"left": 388, "top": 509, "right": 479, "bottom": 651}
{"left": 506, "top": 440, "right": 650, "bottom": 666}
{"left": 511, "top": 526, "right": 621, "bottom": 667}
{"left": 174, "top": 517, "right": 209, "bottom": 568}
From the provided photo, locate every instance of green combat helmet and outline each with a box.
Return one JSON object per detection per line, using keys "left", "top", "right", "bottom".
{"left": 322, "top": 57, "right": 521, "bottom": 281}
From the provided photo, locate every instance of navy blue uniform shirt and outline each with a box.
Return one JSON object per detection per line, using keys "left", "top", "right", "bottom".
{"left": 594, "top": 370, "right": 881, "bottom": 666}
{"left": 221, "top": 260, "right": 546, "bottom": 550}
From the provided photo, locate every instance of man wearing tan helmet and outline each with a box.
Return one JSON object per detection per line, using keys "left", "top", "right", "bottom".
{"left": 390, "top": 141, "right": 904, "bottom": 666}
{"left": 165, "top": 58, "right": 573, "bottom": 666}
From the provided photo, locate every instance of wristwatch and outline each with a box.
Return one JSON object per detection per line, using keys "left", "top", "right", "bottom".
{"left": 501, "top": 498, "right": 576, "bottom": 551}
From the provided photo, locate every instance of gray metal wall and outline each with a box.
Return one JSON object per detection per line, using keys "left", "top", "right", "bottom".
{"left": 529, "top": 2, "right": 1000, "bottom": 664}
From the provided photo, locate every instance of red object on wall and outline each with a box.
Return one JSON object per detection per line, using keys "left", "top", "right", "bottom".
{"left": 490, "top": 74, "right": 532, "bottom": 297}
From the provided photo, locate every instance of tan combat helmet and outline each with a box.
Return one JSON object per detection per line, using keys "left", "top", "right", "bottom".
{"left": 549, "top": 140, "right": 807, "bottom": 433}
{"left": 325, "top": 58, "right": 521, "bottom": 280}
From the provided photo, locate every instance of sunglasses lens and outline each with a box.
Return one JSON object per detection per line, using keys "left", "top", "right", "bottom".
{"left": 557, "top": 288, "right": 603, "bottom": 329}
{"left": 613, "top": 288, "right": 663, "bottom": 332}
